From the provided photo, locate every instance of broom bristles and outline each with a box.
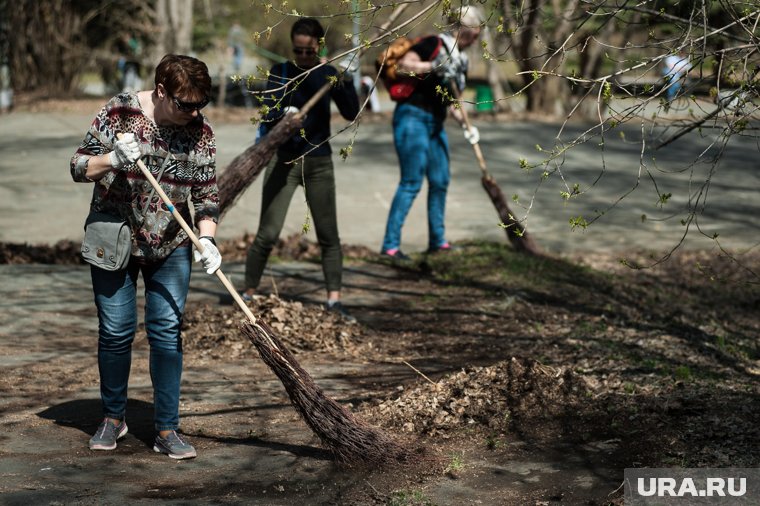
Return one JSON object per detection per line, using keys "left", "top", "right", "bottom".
{"left": 241, "top": 320, "right": 410, "bottom": 466}
{"left": 481, "top": 175, "right": 542, "bottom": 256}
{"left": 218, "top": 114, "right": 303, "bottom": 218}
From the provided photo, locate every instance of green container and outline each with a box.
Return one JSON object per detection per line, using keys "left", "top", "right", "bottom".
{"left": 475, "top": 84, "right": 494, "bottom": 112}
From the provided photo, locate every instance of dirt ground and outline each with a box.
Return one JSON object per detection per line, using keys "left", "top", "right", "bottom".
{"left": 1, "top": 234, "right": 759, "bottom": 505}
{"left": 1, "top": 96, "right": 758, "bottom": 505}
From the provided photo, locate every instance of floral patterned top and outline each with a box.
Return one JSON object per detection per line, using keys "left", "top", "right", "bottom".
{"left": 70, "top": 92, "right": 219, "bottom": 262}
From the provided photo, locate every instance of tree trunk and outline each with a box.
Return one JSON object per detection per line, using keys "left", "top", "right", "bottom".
{"left": 481, "top": 27, "right": 508, "bottom": 112}
{"left": 5, "top": 0, "right": 85, "bottom": 94}
{"left": 154, "top": 0, "right": 193, "bottom": 59}
{"left": 524, "top": 71, "right": 565, "bottom": 115}
{"left": 502, "top": 0, "right": 581, "bottom": 116}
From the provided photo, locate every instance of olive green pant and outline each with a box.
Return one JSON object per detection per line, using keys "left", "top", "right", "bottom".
{"left": 245, "top": 153, "right": 343, "bottom": 292}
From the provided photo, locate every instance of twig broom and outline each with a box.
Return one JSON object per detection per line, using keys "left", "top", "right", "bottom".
{"left": 452, "top": 84, "right": 543, "bottom": 256}
{"left": 123, "top": 136, "right": 408, "bottom": 465}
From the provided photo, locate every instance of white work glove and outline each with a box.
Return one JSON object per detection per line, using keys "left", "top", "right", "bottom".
{"left": 193, "top": 236, "right": 222, "bottom": 275}
{"left": 108, "top": 133, "right": 141, "bottom": 170}
{"left": 283, "top": 105, "right": 300, "bottom": 115}
{"left": 462, "top": 125, "right": 480, "bottom": 145}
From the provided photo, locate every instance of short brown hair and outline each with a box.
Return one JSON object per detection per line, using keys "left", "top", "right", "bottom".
{"left": 154, "top": 54, "right": 212, "bottom": 101}
{"left": 291, "top": 17, "right": 324, "bottom": 41}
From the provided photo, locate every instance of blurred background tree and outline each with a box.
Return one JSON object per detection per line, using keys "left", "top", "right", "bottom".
{"left": 2, "top": 0, "right": 157, "bottom": 95}
{"left": 1, "top": 0, "right": 756, "bottom": 118}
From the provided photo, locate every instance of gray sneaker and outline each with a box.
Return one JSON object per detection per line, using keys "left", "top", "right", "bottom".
{"left": 89, "top": 418, "right": 128, "bottom": 450}
{"left": 153, "top": 431, "right": 197, "bottom": 460}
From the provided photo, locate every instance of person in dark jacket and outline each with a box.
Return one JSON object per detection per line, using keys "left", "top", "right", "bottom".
{"left": 243, "top": 17, "right": 360, "bottom": 320}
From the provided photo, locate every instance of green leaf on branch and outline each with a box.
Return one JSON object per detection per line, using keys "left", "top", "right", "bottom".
{"left": 569, "top": 216, "right": 589, "bottom": 230}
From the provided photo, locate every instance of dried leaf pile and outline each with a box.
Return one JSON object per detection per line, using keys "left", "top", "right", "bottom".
{"left": 0, "top": 240, "right": 83, "bottom": 264}
{"left": 0, "top": 233, "right": 376, "bottom": 265}
{"left": 217, "top": 233, "right": 376, "bottom": 263}
{"left": 182, "top": 294, "right": 362, "bottom": 358}
{"left": 361, "top": 357, "right": 592, "bottom": 437}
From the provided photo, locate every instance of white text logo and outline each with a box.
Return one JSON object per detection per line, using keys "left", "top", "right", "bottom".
{"left": 637, "top": 477, "right": 746, "bottom": 497}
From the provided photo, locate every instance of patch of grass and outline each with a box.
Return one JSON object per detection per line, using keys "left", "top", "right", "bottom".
{"left": 637, "top": 357, "right": 666, "bottom": 375}
{"left": 425, "top": 241, "right": 619, "bottom": 309}
{"left": 673, "top": 365, "right": 692, "bottom": 381}
{"left": 421, "top": 293, "right": 439, "bottom": 304}
{"left": 716, "top": 333, "right": 757, "bottom": 360}
{"left": 485, "top": 434, "right": 504, "bottom": 450}
{"left": 387, "top": 489, "right": 434, "bottom": 506}
{"left": 572, "top": 319, "right": 607, "bottom": 338}
{"left": 424, "top": 240, "right": 548, "bottom": 283}
{"left": 446, "top": 453, "right": 464, "bottom": 473}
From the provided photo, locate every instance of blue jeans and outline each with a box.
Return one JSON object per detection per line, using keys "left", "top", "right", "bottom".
{"left": 382, "top": 102, "right": 450, "bottom": 252}
{"left": 664, "top": 74, "right": 683, "bottom": 101}
{"left": 91, "top": 246, "right": 191, "bottom": 431}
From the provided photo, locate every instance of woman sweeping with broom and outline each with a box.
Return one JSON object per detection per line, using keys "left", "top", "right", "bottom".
{"left": 380, "top": 6, "right": 484, "bottom": 260}
{"left": 70, "top": 54, "right": 222, "bottom": 460}
{"left": 70, "top": 51, "right": 407, "bottom": 467}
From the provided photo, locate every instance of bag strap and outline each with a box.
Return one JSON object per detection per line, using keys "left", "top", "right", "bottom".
{"left": 141, "top": 152, "right": 172, "bottom": 222}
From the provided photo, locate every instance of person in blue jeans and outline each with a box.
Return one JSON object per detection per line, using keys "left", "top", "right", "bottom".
{"left": 662, "top": 52, "right": 691, "bottom": 102}
{"left": 380, "top": 6, "right": 484, "bottom": 260}
{"left": 70, "top": 54, "right": 222, "bottom": 459}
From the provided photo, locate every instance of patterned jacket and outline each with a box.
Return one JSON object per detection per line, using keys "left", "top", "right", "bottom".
{"left": 70, "top": 92, "right": 219, "bottom": 262}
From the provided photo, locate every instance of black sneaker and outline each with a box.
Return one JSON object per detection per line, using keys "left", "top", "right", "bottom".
{"left": 89, "top": 418, "right": 128, "bottom": 451}
{"left": 153, "top": 431, "right": 197, "bottom": 460}
{"left": 381, "top": 249, "right": 411, "bottom": 261}
{"left": 326, "top": 301, "right": 357, "bottom": 323}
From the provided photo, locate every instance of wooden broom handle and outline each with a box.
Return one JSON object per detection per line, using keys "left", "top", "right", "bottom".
{"left": 450, "top": 83, "right": 488, "bottom": 174}
{"left": 116, "top": 133, "right": 257, "bottom": 323}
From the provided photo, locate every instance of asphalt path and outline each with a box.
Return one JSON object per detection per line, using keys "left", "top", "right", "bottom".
{"left": 1, "top": 99, "right": 758, "bottom": 256}
{"left": 0, "top": 100, "right": 756, "bottom": 504}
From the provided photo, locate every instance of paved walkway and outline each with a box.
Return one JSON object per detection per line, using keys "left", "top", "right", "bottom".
{"left": 2, "top": 99, "right": 757, "bottom": 255}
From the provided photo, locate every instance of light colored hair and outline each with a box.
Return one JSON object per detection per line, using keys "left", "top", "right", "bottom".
{"left": 450, "top": 5, "right": 485, "bottom": 28}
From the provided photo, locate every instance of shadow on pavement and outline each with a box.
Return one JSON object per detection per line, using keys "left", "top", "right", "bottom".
{"left": 37, "top": 398, "right": 155, "bottom": 448}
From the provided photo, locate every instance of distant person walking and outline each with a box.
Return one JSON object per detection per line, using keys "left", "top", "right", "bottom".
{"left": 228, "top": 22, "right": 245, "bottom": 73}
{"left": 118, "top": 33, "right": 143, "bottom": 92}
{"left": 227, "top": 22, "right": 253, "bottom": 108}
{"left": 242, "top": 18, "right": 360, "bottom": 320}
{"left": 662, "top": 51, "right": 691, "bottom": 102}
{"left": 70, "top": 54, "right": 221, "bottom": 460}
{"left": 380, "top": 6, "right": 484, "bottom": 260}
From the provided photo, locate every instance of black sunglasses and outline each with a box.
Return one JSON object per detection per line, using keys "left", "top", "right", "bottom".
{"left": 292, "top": 47, "right": 316, "bottom": 56}
{"left": 170, "top": 93, "right": 209, "bottom": 113}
